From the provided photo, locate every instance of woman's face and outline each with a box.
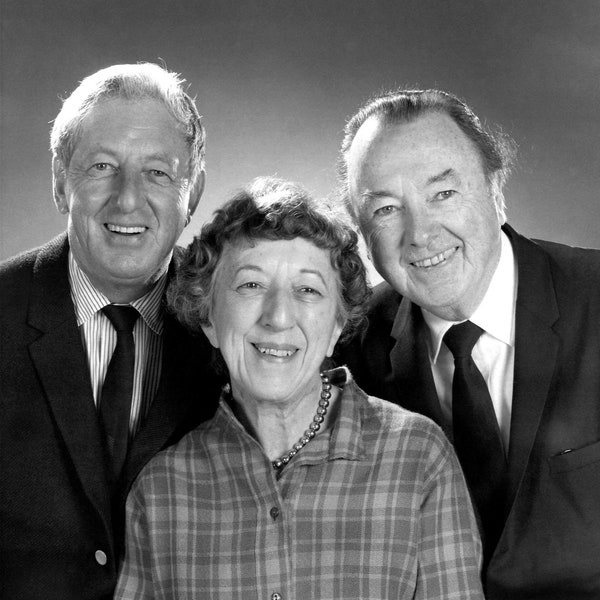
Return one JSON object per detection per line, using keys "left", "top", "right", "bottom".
{"left": 202, "top": 237, "right": 344, "bottom": 408}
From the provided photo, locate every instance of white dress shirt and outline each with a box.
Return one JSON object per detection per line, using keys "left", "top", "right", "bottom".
{"left": 68, "top": 252, "right": 167, "bottom": 436}
{"left": 422, "top": 232, "right": 518, "bottom": 452}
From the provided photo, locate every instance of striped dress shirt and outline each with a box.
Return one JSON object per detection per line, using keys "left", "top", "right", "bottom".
{"left": 115, "top": 375, "right": 484, "bottom": 599}
{"left": 68, "top": 253, "right": 166, "bottom": 436}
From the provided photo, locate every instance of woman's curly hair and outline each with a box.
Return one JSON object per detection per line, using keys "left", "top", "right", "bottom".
{"left": 167, "top": 176, "right": 371, "bottom": 344}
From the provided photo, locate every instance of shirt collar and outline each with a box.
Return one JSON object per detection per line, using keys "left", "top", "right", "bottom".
{"left": 323, "top": 375, "right": 365, "bottom": 462}
{"left": 422, "top": 231, "right": 517, "bottom": 363}
{"left": 213, "top": 368, "right": 366, "bottom": 465}
{"left": 68, "top": 251, "right": 167, "bottom": 335}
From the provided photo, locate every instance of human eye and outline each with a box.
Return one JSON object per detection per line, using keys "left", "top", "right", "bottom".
{"left": 88, "top": 162, "right": 116, "bottom": 177}
{"left": 236, "top": 281, "right": 263, "bottom": 295}
{"left": 433, "top": 189, "right": 457, "bottom": 201}
{"left": 147, "top": 168, "right": 174, "bottom": 184}
{"left": 298, "top": 286, "right": 322, "bottom": 296}
{"left": 364, "top": 196, "right": 403, "bottom": 220}
{"left": 373, "top": 204, "right": 400, "bottom": 216}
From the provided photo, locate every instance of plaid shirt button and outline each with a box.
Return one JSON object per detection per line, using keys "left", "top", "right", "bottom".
{"left": 271, "top": 593, "right": 282, "bottom": 600}
{"left": 269, "top": 506, "right": 280, "bottom": 520}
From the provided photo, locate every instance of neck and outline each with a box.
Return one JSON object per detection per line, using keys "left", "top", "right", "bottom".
{"left": 229, "top": 376, "right": 339, "bottom": 461}
{"left": 81, "top": 264, "right": 165, "bottom": 304}
{"left": 96, "top": 282, "right": 153, "bottom": 304}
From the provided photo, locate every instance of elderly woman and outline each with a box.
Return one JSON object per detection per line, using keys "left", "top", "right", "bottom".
{"left": 115, "top": 177, "right": 484, "bottom": 599}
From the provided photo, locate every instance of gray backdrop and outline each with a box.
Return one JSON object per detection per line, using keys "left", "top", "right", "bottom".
{"left": 2, "top": 0, "right": 599, "bottom": 270}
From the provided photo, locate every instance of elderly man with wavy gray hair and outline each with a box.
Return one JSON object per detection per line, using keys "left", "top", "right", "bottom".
{"left": 0, "top": 63, "right": 221, "bottom": 600}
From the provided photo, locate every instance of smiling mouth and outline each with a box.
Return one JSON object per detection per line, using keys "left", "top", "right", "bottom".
{"left": 252, "top": 343, "right": 298, "bottom": 358}
{"left": 105, "top": 224, "right": 147, "bottom": 235}
{"left": 411, "top": 247, "right": 458, "bottom": 268}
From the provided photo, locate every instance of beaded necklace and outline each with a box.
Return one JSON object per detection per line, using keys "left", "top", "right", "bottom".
{"left": 272, "top": 372, "right": 332, "bottom": 470}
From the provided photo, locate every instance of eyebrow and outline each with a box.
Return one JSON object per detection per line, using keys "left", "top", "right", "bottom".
{"left": 426, "top": 168, "right": 457, "bottom": 185}
{"left": 145, "top": 152, "right": 179, "bottom": 164}
{"left": 86, "top": 146, "right": 179, "bottom": 164}
{"left": 234, "top": 265, "right": 329, "bottom": 287}
{"left": 300, "top": 268, "right": 328, "bottom": 288}
{"left": 359, "top": 168, "right": 459, "bottom": 207}
{"left": 234, "top": 264, "right": 262, "bottom": 276}
{"left": 359, "top": 190, "right": 389, "bottom": 207}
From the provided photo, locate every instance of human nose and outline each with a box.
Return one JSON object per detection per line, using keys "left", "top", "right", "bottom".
{"left": 113, "top": 171, "right": 145, "bottom": 213}
{"left": 403, "top": 203, "right": 438, "bottom": 248}
{"left": 260, "top": 288, "right": 295, "bottom": 331}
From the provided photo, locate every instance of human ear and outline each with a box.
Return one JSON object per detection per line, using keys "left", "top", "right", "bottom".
{"left": 201, "top": 319, "right": 220, "bottom": 349}
{"left": 325, "top": 320, "right": 345, "bottom": 357}
{"left": 52, "top": 157, "right": 69, "bottom": 215}
{"left": 489, "top": 173, "right": 507, "bottom": 225}
{"left": 187, "top": 170, "right": 206, "bottom": 221}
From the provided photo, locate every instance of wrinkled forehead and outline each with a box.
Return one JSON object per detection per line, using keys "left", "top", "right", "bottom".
{"left": 347, "top": 112, "right": 487, "bottom": 185}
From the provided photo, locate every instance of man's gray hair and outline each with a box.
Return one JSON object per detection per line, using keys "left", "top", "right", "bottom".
{"left": 50, "top": 62, "right": 205, "bottom": 184}
{"left": 338, "top": 89, "right": 516, "bottom": 221}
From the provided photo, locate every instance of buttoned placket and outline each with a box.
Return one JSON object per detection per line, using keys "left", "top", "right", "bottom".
{"left": 219, "top": 394, "right": 334, "bottom": 600}
{"left": 258, "top": 459, "right": 300, "bottom": 600}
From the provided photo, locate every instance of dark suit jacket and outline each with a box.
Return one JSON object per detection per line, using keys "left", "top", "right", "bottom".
{"left": 0, "top": 234, "right": 222, "bottom": 600}
{"left": 338, "top": 224, "right": 600, "bottom": 599}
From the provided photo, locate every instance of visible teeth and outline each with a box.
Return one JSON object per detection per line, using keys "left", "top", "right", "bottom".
{"left": 106, "top": 224, "right": 146, "bottom": 234}
{"left": 256, "top": 346, "right": 295, "bottom": 357}
{"left": 412, "top": 247, "right": 457, "bottom": 268}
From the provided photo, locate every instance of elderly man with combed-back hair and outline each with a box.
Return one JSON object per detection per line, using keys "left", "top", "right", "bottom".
{"left": 0, "top": 63, "right": 222, "bottom": 600}
{"left": 335, "top": 88, "right": 600, "bottom": 599}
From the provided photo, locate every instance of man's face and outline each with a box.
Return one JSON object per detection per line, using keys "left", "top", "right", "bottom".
{"left": 346, "top": 112, "right": 503, "bottom": 321}
{"left": 53, "top": 97, "right": 203, "bottom": 300}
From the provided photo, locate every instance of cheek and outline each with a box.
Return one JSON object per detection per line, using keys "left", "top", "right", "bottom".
{"left": 368, "top": 231, "right": 401, "bottom": 270}
{"left": 458, "top": 205, "right": 500, "bottom": 251}
{"left": 211, "top": 301, "right": 251, "bottom": 348}
{"left": 366, "top": 218, "right": 401, "bottom": 250}
{"left": 155, "top": 195, "right": 188, "bottom": 230}
{"left": 69, "top": 176, "right": 110, "bottom": 202}
{"left": 307, "top": 308, "right": 341, "bottom": 349}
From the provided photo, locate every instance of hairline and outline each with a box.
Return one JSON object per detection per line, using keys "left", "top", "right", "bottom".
{"left": 51, "top": 64, "right": 205, "bottom": 186}
{"left": 340, "top": 99, "right": 510, "bottom": 222}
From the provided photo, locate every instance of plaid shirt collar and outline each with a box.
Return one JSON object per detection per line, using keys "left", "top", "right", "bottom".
{"left": 214, "top": 368, "right": 367, "bottom": 467}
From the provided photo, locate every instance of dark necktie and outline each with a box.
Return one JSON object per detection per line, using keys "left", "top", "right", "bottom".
{"left": 100, "top": 304, "right": 139, "bottom": 482}
{"left": 444, "top": 320, "right": 506, "bottom": 563}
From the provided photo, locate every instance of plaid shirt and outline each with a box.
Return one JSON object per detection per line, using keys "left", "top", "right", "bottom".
{"left": 116, "top": 376, "right": 484, "bottom": 600}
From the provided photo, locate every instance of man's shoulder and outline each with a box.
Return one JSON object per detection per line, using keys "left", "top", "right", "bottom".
{"left": 533, "top": 237, "right": 600, "bottom": 278}
{"left": 507, "top": 226, "right": 600, "bottom": 318}
{"left": 368, "top": 280, "right": 403, "bottom": 321}
{"left": 0, "top": 246, "right": 40, "bottom": 280}
{"left": 0, "top": 235, "right": 68, "bottom": 280}
{"left": 510, "top": 225, "right": 600, "bottom": 288}
{"left": 0, "top": 235, "right": 69, "bottom": 312}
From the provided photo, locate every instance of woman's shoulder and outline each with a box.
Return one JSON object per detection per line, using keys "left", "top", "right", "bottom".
{"left": 349, "top": 378, "right": 435, "bottom": 426}
{"left": 132, "top": 419, "right": 218, "bottom": 490}
{"left": 348, "top": 379, "right": 452, "bottom": 453}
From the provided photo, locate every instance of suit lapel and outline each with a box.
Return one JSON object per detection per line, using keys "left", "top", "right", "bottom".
{"left": 388, "top": 298, "right": 447, "bottom": 435}
{"left": 124, "top": 309, "right": 220, "bottom": 489}
{"left": 27, "top": 235, "right": 111, "bottom": 521}
{"left": 504, "top": 225, "right": 560, "bottom": 507}
{"left": 124, "top": 314, "right": 192, "bottom": 482}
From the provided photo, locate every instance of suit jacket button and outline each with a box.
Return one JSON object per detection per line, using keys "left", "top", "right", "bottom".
{"left": 94, "top": 550, "right": 107, "bottom": 566}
